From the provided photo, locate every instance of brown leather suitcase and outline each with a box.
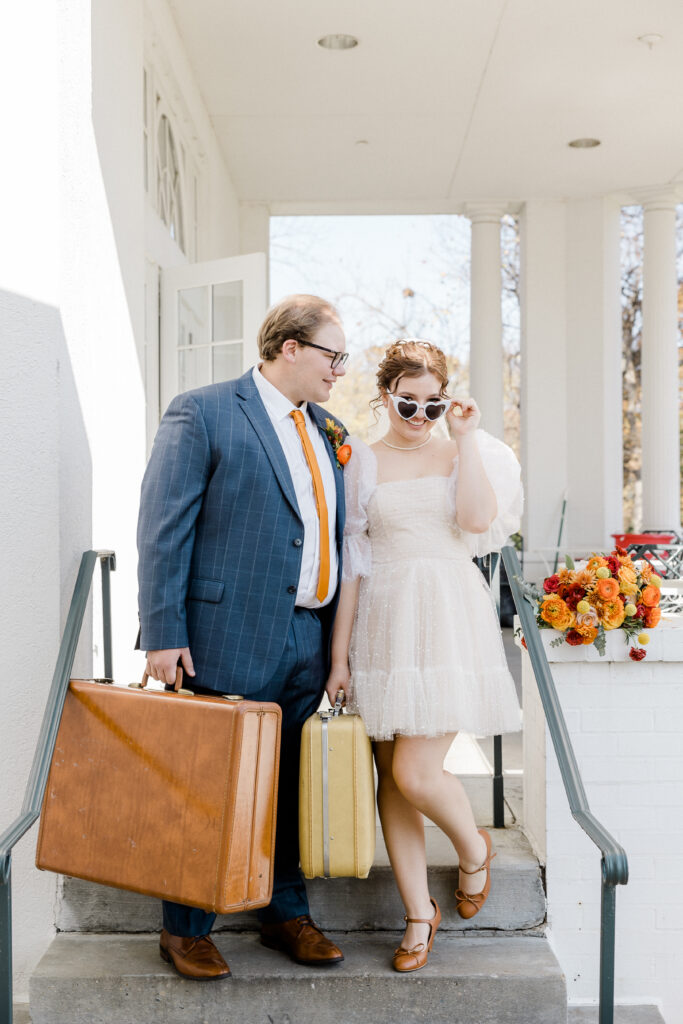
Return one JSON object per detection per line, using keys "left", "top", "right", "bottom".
{"left": 35, "top": 675, "right": 281, "bottom": 913}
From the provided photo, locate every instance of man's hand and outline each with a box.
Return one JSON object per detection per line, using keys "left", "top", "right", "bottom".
{"left": 146, "top": 647, "right": 195, "bottom": 686}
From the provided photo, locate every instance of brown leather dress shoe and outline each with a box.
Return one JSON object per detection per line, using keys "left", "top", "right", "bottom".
{"left": 159, "top": 929, "right": 231, "bottom": 980}
{"left": 260, "top": 915, "right": 344, "bottom": 965}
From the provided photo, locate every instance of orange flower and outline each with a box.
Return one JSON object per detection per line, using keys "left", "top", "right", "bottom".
{"left": 540, "top": 595, "right": 576, "bottom": 632}
{"left": 574, "top": 622, "right": 599, "bottom": 644}
{"left": 575, "top": 568, "right": 596, "bottom": 589}
{"left": 596, "top": 577, "right": 620, "bottom": 601}
{"left": 598, "top": 599, "right": 625, "bottom": 630}
{"left": 617, "top": 564, "right": 638, "bottom": 596}
{"left": 640, "top": 586, "right": 661, "bottom": 608}
{"left": 337, "top": 444, "right": 352, "bottom": 466}
{"left": 643, "top": 605, "right": 661, "bottom": 628}
{"left": 586, "top": 555, "right": 608, "bottom": 572}
{"left": 640, "top": 563, "right": 653, "bottom": 582}
{"left": 558, "top": 568, "right": 574, "bottom": 586}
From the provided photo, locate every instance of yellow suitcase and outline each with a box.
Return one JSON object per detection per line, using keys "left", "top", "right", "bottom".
{"left": 299, "top": 698, "right": 376, "bottom": 878}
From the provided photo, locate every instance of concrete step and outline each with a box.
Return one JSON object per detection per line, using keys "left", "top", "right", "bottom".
{"left": 57, "top": 825, "right": 545, "bottom": 935}
{"left": 29, "top": 932, "right": 567, "bottom": 1024}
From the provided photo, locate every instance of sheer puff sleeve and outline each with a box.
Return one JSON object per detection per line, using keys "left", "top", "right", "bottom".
{"left": 341, "top": 435, "right": 376, "bottom": 581}
{"left": 448, "top": 428, "right": 523, "bottom": 557}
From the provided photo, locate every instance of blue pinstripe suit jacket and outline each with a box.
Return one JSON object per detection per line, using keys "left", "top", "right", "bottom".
{"left": 136, "top": 370, "right": 346, "bottom": 694}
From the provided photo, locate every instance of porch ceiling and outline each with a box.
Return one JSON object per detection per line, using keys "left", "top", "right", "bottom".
{"left": 168, "top": 0, "right": 683, "bottom": 208}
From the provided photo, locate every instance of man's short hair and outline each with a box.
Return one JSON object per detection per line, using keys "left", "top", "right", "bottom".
{"left": 258, "top": 294, "right": 341, "bottom": 361}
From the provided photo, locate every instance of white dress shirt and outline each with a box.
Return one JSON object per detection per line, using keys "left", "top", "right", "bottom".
{"left": 252, "top": 365, "right": 338, "bottom": 608}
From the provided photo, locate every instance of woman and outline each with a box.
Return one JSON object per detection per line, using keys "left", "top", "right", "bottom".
{"left": 325, "top": 339, "right": 522, "bottom": 973}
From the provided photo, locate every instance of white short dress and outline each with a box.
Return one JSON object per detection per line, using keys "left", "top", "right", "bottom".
{"left": 343, "top": 430, "right": 523, "bottom": 741}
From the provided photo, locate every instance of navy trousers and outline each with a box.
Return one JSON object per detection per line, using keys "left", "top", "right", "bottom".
{"left": 162, "top": 606, "right": 326, "bottom": 937}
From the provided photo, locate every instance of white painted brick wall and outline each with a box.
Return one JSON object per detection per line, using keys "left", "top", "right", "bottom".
{"left": 521, "top": 618, "right": 683, "bottom": 1024}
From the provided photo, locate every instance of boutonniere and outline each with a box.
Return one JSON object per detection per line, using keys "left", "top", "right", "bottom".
{"left": 324, "top": 418, "right": 352, "bottom": 468}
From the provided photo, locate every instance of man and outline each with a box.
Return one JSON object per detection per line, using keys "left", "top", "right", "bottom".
{"left": 137, "top": 294, "right": 348, "bottom": 980}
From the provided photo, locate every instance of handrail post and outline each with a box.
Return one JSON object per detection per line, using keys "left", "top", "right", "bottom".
{"left": 599, "top": 873, "right": 616, "bottom": 1024}
{"left": 100, "top": 552, "right": 116, "bottom": 680}
{"left": 0, "top": 857, "right": 12, "bottom": 1024}
{"left": 484, "top": 552, "right": 505, "bottom": 828}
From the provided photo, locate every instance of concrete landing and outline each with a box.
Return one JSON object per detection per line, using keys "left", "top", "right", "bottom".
{"left": 30, "top": 931, "right": 567, "bottom": 1024}
{"left": 568, "top": 1008, "right": 665, "bottom": 1023}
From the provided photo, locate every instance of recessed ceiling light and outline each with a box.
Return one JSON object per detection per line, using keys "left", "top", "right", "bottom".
{"left": 638, "top": 33, "right": 663, "bottom": 49}
{"left": 318, "top": 34, "right": 359, "bottom": 50}
{"left": 568, "top": 138, "right": 601, "bottom": 149}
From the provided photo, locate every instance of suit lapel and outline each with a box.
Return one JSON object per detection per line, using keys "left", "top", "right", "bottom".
{"left": 236, "top": 372, "right": 301, "bottom": 519}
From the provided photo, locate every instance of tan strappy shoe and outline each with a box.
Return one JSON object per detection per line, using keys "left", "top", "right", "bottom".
{"left": 455, "top": 828, "right": 496, "bottom": 920}
{"left": 392, "top": 898, "right": 441, "bottom": 973}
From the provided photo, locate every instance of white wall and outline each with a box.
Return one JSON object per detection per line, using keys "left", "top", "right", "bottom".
{"left": 0, "top": 0, "right": 242, "bottom": 998}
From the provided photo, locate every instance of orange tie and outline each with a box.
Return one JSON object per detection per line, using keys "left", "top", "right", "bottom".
{"left": 290, "top": 409, "right": 330, "bottom": 602}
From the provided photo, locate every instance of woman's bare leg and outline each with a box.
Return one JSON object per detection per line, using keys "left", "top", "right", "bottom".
{"left": 374, "top": 740, "right": 435, "bottom": 951}
{"left": 390, "top": 734, "right": 489, "bottom": 895}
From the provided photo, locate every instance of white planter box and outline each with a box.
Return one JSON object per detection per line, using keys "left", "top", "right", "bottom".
{"left": 519, "top": 614, "right": 683, "bottom": 1023}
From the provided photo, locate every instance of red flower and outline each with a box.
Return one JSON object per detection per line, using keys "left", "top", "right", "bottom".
{"left": 543, "top": 574, "right": 560, "bottom": 594}
{"left": 565, "top": 629, "right": 584, "bottom": 646}
{"left": 618, "top": 593, "right": 626, "bottom": 604}
{"left": 635, "top": 603, "right": 646, "bottom": 619}
{"left": 614, "top": 545, "right": 629, "bottom": 557}
{"left": 629, "top": 647, "right": 647, "bottom": 661}
{"left": 606, "top": 556, "right": 620, "bottom": 575}
{"left": 564, "top": 585, "right": 586, "bottom": 611}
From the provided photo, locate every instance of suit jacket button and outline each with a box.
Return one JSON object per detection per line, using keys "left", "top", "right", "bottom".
{"left": 287, "top": 585, "right": 297, "bottom": 594}
{"left": 293, "top": 538, "right": 303, "bottom": 547}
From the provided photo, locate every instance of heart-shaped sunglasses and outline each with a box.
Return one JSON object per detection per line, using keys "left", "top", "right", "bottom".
{"left": 387, "top": 392, "right": 452, "bottom": 421}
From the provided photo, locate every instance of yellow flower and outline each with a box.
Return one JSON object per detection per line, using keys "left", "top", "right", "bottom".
{"left": 617, "top": 564, "right": 638, "bottom": 596}
{"left": 540, "top": 595, "right": 576, "bottom": 632}
{"left": 587, "top": 555, "right": 608, "bottom": 572}
{"left": 597, "top": 599, "right": 625, "bottom": 630}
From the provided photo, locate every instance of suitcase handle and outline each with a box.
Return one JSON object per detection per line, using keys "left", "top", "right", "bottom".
{"left": 319, "top": 689, "right": 345, "bottom": 720}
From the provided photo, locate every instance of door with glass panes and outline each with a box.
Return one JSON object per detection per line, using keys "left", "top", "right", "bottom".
{"left": 160, "top": 252, "right": 267, "bottom": 414}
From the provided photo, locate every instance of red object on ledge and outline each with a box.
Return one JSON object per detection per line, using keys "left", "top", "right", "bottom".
{"left": 611, "top": 532, "right": 676, "bottom": 547}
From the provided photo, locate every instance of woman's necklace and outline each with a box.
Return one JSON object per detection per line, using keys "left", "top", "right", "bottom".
{"left": 380, "top": 434, "right": 433, "bottom": 451}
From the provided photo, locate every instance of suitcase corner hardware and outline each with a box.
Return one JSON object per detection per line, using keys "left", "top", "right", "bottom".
{"left": 222, "top": 694, "right": 244, "bottom": 702}
{"left": 176, "top": 688, "right": 194, "bottom": 696}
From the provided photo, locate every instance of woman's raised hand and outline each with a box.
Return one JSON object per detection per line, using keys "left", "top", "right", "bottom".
{"left": 446, "top": 397, "right": 481, "bottom": 439}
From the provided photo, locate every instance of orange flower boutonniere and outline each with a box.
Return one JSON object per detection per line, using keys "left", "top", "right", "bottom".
{"left": 324, "top": 418, "right": 352, "bottom": 468}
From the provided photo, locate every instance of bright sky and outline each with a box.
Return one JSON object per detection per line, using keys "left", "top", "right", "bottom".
{"left": 269, "top": 214, "right": 475, "bottom": 358}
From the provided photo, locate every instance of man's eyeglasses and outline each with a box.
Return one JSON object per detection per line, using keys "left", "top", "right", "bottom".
{"left": 387, "top": 392, "right": 452, "bottom": 421}
{"left": 296, "top": 339, "right": 349, "bottom": 370}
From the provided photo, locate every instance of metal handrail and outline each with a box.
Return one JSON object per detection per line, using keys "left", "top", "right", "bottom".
{"left": 0, "top": 550, "right": 115, "bottom": 1023}
{"left": 502, "top": 545, "right": 628, "bottom": 1024}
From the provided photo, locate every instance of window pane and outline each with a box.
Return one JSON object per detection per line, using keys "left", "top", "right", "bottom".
{"left": 212, "top": 342, "right": 243, "bottom": 383}
{"left": 179, "top": 346, "right": 210, "bottom": 392}
{"left": 178, "top": 287, "right": 208, "bottom": 348}
{"left": 212, "top": 281, "right": 243, "bottom": 341}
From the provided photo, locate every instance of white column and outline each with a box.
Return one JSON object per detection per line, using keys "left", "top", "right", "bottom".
{"left": 565, "top": 197, "right": 623, "bottom": 548}
{"left": 239, "top": 202, "right": 270, "bottom": 299}
{"left": 519, "top": 201, "right": 568, "bottom": 583}
{"left": 641, "top": 194, "right": 681, "bottom": 530}
{"left": 466, "top": 203, "right": 506, "bottom": 439}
